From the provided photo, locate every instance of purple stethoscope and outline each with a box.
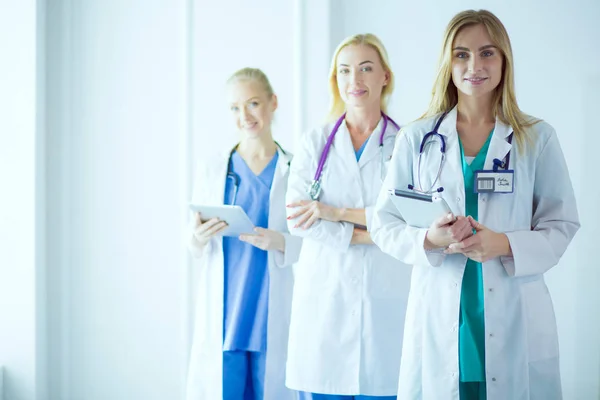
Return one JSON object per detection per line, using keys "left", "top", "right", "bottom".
{"left": 308, "top": 112, "right": 400, "bottom": 200}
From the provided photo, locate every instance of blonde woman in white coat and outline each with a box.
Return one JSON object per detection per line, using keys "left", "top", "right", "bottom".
{"left": 371, "top": 10, "right": 579, "bottom": 400}
{"left": 186, "top": 68, "right": 302, "bottom": 400}
{"left": 285, "top": 34, "right": 411, "bottom": 400}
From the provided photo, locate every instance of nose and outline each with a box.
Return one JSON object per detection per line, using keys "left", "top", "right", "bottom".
{"left": 468, "top": 55, "right": 482, "bottom": 73}
{"left": 349, "top": 69, "right": 360, "bottom": 84}
{"left": 240, "top": 106, "right": 248, "bottom": 120}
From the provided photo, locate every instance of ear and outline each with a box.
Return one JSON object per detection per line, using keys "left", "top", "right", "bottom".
{"left": 270, "top": 94, "right": 278, "bottom": 112}
{"left": 383, "top": 71, "right": 390, "bottom": 86}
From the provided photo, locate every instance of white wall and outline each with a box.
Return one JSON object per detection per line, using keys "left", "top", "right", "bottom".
{"left": 45, "top": 0, "right": 190, "bottom": 399}
{"left": 0, "top": 1, "right": 39, "bottom": 399}
{"left": 327, "top": 0, "right": 600, "bottom": 398}
{"left": 191, "top": 0, "right": 295, "bottom": 156}
{"left": 1, "top": 0, "right": 597, "bottom": 398}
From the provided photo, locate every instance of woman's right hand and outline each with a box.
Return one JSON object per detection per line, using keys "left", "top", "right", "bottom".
{"left": 424, "top": 213, "right": 473, "bottom": 250}
{"left": 191, "top": 212, "right": 227, "bottom": 248}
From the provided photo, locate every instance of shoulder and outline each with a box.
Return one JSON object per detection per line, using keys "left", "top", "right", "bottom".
{"left": 299, "top": 121, "right": 336, "bottom": 151}
{"left": 398, "top": 113, "right": 443, "bottom": 143}
{"left": 193, "top": 145, "right": 231, "bottom": 176}
{"left": 521, "top": 116, "right": 558, "bottom": 155}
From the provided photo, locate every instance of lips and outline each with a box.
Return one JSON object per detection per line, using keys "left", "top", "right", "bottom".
{"left": 465, "top": 77, "right": 487, "bottom": 83}
{"left": 349, "top": 89, "right": 367, "bottom": 96}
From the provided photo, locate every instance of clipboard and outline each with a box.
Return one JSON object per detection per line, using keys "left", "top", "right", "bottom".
{"left": 189, "top": 204, "right": 255, "bottom": 237}
{"left": 388, "top": 189, "right": 452, "bottom": 228}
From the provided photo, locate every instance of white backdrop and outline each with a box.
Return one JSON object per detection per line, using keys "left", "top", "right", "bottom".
{"left": 0, "top": 0, "right": 597, "bottom": 398}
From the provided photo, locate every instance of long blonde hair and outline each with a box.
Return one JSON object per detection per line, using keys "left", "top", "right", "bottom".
{"left": 326, "top": 33, "right": 394, "bottom": 122}
{"left": 423, "top": 10, "right": 537, "bottom": 148}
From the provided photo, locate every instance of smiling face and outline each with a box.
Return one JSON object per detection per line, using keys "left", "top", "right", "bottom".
{"left": 451, "top": 23, "right": 504, "bottom": 100}
{"left": 227, "top": 79, "right": 277, "bottom": 139}
{"left": 335, "top": 44, "right": 389, "bottom": 111}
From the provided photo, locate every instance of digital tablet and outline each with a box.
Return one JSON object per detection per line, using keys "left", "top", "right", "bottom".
{"left": 189, "top": 204, "right": 255, "bottom": 237}
{"left": 388, "top": 189, "right": 452, "bottom": 228}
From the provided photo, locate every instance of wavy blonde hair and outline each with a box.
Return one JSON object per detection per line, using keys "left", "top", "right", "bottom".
{"left": 326, "top": 33, "right": 394, "bottom": 122}
{"left": 422, "top": 9, "right": 538, "bottom": 148}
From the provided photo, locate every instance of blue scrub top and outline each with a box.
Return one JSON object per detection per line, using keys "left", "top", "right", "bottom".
{"left": 222, "top": 151, "right": 279, "bottom": 352}
{"left": 355, "top": 136, "right": 370, "bottom": 161}
{"left": 458, "top": 131, "right": 493, "bottom": 382}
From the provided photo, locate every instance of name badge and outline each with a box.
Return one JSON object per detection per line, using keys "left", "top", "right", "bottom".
{"left": 474, "top": 170, "right": 514, "bottom": 193}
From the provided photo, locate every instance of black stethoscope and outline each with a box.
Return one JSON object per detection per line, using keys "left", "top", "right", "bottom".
{"left": 226, "top": 141, "right": 288, "bottom": 205}
{"left": 407, "top": 111, "right": 514, "bottom": 195}
{"left": 407, "top": 112, "right": 448, "bottom": 195}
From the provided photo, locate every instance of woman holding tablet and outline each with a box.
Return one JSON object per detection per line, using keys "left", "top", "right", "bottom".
{"left": 186, "top": 67, "right": 302, "bottom": 400}
{"left": 371, "top": 10, "right": 579, "bottom": 400}
{"left": 285, "top": 33, "right": 411, "bottom": 399}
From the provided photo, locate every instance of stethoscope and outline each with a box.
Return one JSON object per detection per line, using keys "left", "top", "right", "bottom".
{"left": 308, "top": 112, "right": 400, "bottom": 201}
{"left": 226, "top": 141, "right": 288, "bottom": 205}
{"left": 407, "top": 111, "right": 514, "bottom": 195}
{"left": 407, "top": 111, "right": 448, "bottom": 195}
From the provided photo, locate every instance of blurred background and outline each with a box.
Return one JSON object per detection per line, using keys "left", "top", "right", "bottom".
{"left": 1, "top": 0, "right": 598, "bottom": 398}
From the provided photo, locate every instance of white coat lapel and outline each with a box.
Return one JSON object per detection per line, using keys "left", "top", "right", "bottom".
{"left": 269, "top": 146, "right": 292, "bottom": 223}
{"left": 484, "top": 120, "right": 513, "bottom": 170}
{"left": 331, "top": 120, "right": 362, "bottom": 178}
{"left": 435, "top": 107, "right": 466, "bottom": 216}
{"left": 357, "top": 117, "right": 386, "bottom": 168}
{"left": 212, "top": 146, "right": 234, "bottom": 206}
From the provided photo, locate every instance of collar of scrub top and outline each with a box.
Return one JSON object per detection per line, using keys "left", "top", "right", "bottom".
{"left": 308, "top": 111, "right": 400, "bottom": 201}
{"left": 226, "top": 141, "right": 289, "bottom": 205}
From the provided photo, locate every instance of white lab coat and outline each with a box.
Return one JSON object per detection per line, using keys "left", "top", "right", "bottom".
{"left": 285, "top": 117, "right": 412, "bottom": 396}
{"left": 186, "top": 145, "right": 302, "bottom": 400}
{"left": 371, "top": 106, "right": 580, "bottom": 400}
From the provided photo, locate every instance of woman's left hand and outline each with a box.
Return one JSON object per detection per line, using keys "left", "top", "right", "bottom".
{"left": 286, "top": 200, "right": 342, "bottom": 229}
{"left": 444, "top": 216, "right": 512, "bottom": 262}
{"left": 239, "top": 228, "right": 285, "bottom": 252}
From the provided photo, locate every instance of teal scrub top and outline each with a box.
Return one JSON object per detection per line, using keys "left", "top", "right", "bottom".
{"left": 458, "top": 131, "right": 493, "bottom": 382}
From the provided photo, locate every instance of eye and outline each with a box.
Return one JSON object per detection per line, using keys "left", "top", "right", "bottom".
{"left": 249, "top": 101, "right": 259, "bottom": 108}
{"left": 361, "top": 66, "right": 373, "bottom": 72}
{"left": 455, "top": 52, "right": 469, "bottom": 59}
{"left": 481, "top": 50, "right": 494, "bottom": 57}
{"left": 230, "top": 106, "right": 239, "bottom": 112}
{"left": 338, "top": 68, "right": 350, "bottom": 75}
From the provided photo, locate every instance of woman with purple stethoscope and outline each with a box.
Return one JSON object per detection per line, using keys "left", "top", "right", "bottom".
{"left": 285, "top": 33, "right": 412, "bottom": 400}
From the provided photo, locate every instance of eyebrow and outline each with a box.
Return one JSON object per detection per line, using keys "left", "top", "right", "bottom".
{"left": 338, "top": 60, "right": 374, "bottom": 67}
{"left": 452, "top": 44, "right": 497, "bottom": 52}
{"left": 230, "top": 97, "right": 260, "bottom": 106}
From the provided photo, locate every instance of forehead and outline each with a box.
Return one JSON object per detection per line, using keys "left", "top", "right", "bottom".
{"left": 227, "top": 79, "right": 266, "bottom": 102}
{"left": 337, "top": 44, "right": 381, "bottom": 65}
{"left": 453, "top": 24, "right": 493, "bottom": 48}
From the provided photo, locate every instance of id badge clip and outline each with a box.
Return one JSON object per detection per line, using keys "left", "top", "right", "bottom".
{"left": 474, "top": 158, "right": 515, "bottom": 194}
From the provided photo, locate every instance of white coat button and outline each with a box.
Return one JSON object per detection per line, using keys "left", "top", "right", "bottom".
{"left": 482, "top": 197, "right": 487, "bottom": 202}
{"left": 492, "top": 377, "right": 497, "bottom": 382}
{"left": 457, "top": 197, "right": 461, "bottom": 203}
{"left": 489, "top": 333, "right": 494, "bottom": 338}
{"left": 488, "top": 288, "right": 494, "bottom": 292}
{"left": 453, "top": 282, "right": 458, "bottom": 288}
